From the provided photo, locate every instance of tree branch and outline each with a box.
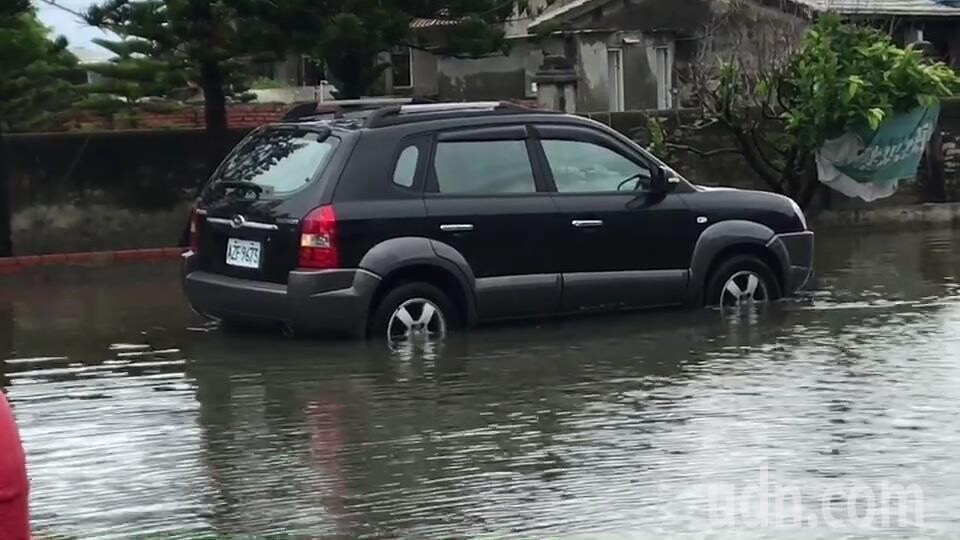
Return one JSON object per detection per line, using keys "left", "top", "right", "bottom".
{"left": 402, "top": 41, "right": 499, "bottom": 60}
{"left": 728, "top": 125, "right": 786, "bottom": 193}
{"left": 750, "top": 127, "right": 785, "bottom": 174}
{"left": 665, "top": 143, "right": 741, "bottom": 158}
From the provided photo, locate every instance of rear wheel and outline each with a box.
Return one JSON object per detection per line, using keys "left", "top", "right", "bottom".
{"left": 705, "top": 254, "right": 781, "bottom": 307}
{"left": 369, "top": 282, "right": 460, "bottom": 342}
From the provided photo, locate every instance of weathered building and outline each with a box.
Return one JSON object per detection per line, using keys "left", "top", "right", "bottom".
{"left": 384, "top": 0, "right": 960, "bottom": 112}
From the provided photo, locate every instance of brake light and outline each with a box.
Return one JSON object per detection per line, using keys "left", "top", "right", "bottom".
{"left": 189, "top": 209, "right": 201, "bottom": 254}
{"left": 299, "top": 205, "right": 339, "bottom": 269}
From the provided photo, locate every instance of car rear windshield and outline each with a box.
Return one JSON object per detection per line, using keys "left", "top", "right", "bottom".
{"left": 208, "top": 128, "right": 340, "bottom": 197}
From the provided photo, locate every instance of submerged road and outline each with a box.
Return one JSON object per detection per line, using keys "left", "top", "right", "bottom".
{"left": 3, "top": 229, "right": 960, "bottom": 538}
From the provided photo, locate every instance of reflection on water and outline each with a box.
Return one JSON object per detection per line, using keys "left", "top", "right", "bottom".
{"left": 2, "top": 230, "right": 960, "bottom": 537}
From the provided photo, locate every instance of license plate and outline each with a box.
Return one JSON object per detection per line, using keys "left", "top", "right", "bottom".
{"left": 225, "top": 238, "right": 262, "bottom": 269}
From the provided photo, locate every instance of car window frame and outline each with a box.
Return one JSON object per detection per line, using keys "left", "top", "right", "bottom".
{"left": 423, "top": 124, "right": 552, "bottom": 198}
{"left": 530, "top": 124, "right": 659, "bottom": 196}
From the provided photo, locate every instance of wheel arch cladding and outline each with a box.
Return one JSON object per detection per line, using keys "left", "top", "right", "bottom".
{"left": 687, "top": 220, "right": 784, "bottom": 305}
{"left": 359, "top": 237, "right": 477, "bottom": 326}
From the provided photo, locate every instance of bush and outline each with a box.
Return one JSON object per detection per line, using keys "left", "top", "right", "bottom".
{"left": 782, "top": 14, "right": 960, "bottom": 149}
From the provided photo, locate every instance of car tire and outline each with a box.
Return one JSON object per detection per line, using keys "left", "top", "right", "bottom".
{"left": 368, "top": 282, "right": 461, "bottom": 341}
{"left": 705, "top": 254, "right": 782, "bottom": 307}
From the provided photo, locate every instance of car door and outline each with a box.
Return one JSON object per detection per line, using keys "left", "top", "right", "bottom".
{"left": 423, "top": 124, "right": 563, "bottom": 320}
{"left": 533, "top": 124, "right": 697, "bottom": 311}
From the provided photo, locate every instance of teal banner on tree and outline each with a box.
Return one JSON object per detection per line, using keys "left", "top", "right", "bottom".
{"left": 815, "top": 102, "right": 940, "bottom": 201}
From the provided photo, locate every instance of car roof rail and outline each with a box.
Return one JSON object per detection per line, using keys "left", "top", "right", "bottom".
{"left": 281, "top": 97, "right": 436, "bottom": 122}
{"left": 364, "top": 101, "right": 540, "bottom": 128}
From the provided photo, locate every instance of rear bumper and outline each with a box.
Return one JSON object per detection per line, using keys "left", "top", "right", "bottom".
{"left": 181, "top": 252, "right": 381, "bottom": 337}
{"left": 767, "top": 230, "right": 814, "bottom": 294}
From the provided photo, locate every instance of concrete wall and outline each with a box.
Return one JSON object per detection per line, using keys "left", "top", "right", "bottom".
{"left": 412, "top": 49, "right": 439, "bottom": 97}
{"left": 7, "top": 99, "right": 960, "bottom": 255}
{"left": 4, "top": 129, "right": 250, "bottom": 255}
{"left": 574, "top": 34, "right": 611, "bottom": 112}
{"left": 436, "top": 40, "right": 562, "bottom": 101}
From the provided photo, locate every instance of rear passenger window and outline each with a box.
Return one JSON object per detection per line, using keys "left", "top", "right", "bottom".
{"left": 434, "top": 141, "right": 536, "bottom": 194}
{"left": 393, "top": 145, "right": 419, "bottom": 188}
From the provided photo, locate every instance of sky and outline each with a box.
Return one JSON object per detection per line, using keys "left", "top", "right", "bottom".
{"left": 34, "top": 0, "right": 115, "bottom": 62}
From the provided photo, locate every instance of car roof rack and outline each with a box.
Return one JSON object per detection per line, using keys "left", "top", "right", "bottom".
{"left": 364, "top": 101, "right": 542, "bottom": 128}
{"left": 281, "top": 97, "right": 436, "bottom": 122}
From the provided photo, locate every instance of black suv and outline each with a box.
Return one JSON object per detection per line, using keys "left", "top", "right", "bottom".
{"left": 182, "top": 102, "right": 813, "bottom": 341}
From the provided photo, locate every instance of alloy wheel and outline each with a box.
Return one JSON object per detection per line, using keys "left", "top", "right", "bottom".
{"left": 387, "top": 298, "right": 447, "bottom": 342}
{"left": 720, "top": 270, "right": 770, "bottom": 307}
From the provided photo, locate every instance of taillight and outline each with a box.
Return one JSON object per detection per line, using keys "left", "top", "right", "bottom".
{"left": 299, "top": 205, "right": 339, "bottom": 269}
{"left": 189, "top": 209, "right": 201, "bottom": 254}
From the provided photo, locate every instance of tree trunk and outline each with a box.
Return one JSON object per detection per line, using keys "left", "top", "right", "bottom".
{"left": 200, "top": 59, "right": 228, "bottom": 177}
{"left": 923, "top": 121, "right": 947, "bottom": 203}
{"left": 175, "top": 60, "right": 228, "bottom": 248}
{"left": 329, "top": 59, "right": 365, "bottom": 100}
{"left": 799, "top": 164, "right": 822, "bottom": 210}
{"left": 327, "top": 52, "right": 385, "bottom": 100}
{"left": 0, "top": 122, "right": 13, "bottom": 257}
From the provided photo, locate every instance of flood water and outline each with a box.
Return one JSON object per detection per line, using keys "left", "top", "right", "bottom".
{"left": 4, "top": 229, "right": 960, "bottom": 538}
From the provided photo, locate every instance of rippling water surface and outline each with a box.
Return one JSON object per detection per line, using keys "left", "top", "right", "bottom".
{"left": 4, "top": 230, "right": 960, "bottom": 538}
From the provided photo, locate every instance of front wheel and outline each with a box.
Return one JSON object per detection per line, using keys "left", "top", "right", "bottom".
{"left": 705, "top": 255, "right": 781, "bottom": 307}
{"left": 368, "top": 282, "right": 460, "bottom": 342}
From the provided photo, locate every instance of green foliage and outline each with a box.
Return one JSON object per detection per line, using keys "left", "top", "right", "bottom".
{"left": 0, "top": 8, "right": 82, "bottom": 130}
{"left": 78, "top": 37, "right": 190, "bottom": 123}
{"left": 87, "top": 0, "right": 537, "bottom": 103}
{"left": 249, "top": 0, "right": 538, "bottom": 98}
{"left": 782, "top": 14, "right": 960, "bottom": 149}
{"left": 646, "top": 116, "right": 671, "bottom": 160}
{"left": 85, "top": 0, "right": 255, "bottom": 103}
{"left": 691, "top": 14, "right": 960, "bottom": 207}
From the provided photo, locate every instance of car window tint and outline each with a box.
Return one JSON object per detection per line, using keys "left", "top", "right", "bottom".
{"left": 542, "top": 139, "right": 650, "bottom": 193}
{"left": 213, "top": 130, "right": 339, "bottom": 196}
{"left": 393, "top": 145, "right": 419, "bottom": 188}
{"left": 434, "top": 140, "right": 536, "bottom": 194}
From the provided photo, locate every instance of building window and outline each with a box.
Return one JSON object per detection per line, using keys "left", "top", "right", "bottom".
{"left": 655, "top": 45, "right": 673, "bottom": 110}
{"left": 607, "top": 48, "right": 624, "bottom": 112}
{"left": 391, "top": 46, "right": 413, "bottom": 89}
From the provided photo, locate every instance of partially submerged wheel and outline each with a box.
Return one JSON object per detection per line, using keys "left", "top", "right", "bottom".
{"left": 706, "top": 254, "right": 781, "bottom": 308}
{"left": 369, "top": 282, "right": 460, "bottom": 343}
{"left": 387, "top": 297, "right": 447, "bottom": 340}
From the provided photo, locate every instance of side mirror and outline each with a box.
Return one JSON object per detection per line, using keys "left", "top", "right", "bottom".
{"left": 651, "top": 166, "right": 677, "bottom": 194}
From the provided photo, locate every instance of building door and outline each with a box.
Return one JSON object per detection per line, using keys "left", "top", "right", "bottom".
{"left": 655, "top": 46, "right": 672, "bottom": 110}
{"left": 607, "top": 49, "right": 624, "bottom": 112}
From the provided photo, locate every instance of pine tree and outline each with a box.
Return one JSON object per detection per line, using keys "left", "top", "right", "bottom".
{"left": 0, "top": 2, "right": 81, "bottom": 256}
{"left": 79, "top": 36, "right": 190, "bottom": 127}
{"left": 0, "top": 6, "right": 80, "bottom": 130}
{"left": 86, "top": 0, "right": 264, "bottom": 174}
{"left": 253, "top": 0, "right": 538, "bottom": 99}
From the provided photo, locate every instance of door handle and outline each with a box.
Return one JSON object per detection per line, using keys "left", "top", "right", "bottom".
{"left": 572, "top": 219, "right": 604, "bottom": 228}
{"left": 440, "top": 224, "right": 474, "bottom": 232}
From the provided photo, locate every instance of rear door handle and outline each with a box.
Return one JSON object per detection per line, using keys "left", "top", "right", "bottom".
{"left": 440, "top": 224, "right": 474, "bottom": 232}
{"left": 572, "top": 219, "right": 604, "bottom": 228}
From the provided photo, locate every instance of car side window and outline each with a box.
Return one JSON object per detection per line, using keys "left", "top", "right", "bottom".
{"left": 433, "top": 140, "right": 536, "bottom": 195}
{"left": 541, "top": 139, "right": 652, "bottom": 193}
{"left": 392, "top": 145, "right": 419, "bottom": 188}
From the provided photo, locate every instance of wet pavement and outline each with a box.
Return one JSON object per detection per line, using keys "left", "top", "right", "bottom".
{"left": 3, "top": 229, "right": 960, "bottom": 538}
